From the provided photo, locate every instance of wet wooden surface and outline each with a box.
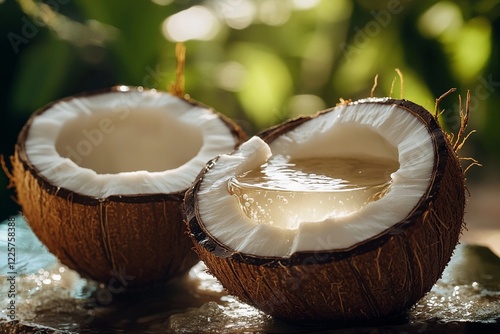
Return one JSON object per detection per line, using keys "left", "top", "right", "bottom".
{"left": 1, "top": 215, "right": 499, "bottom": 333}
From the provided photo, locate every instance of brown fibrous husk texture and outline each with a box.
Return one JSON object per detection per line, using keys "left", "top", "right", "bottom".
{"left": 185, "top": 99, "right": 466, "bottom": 322}
{"left": 12, "top": 149, "right": 198, "bottom": 286}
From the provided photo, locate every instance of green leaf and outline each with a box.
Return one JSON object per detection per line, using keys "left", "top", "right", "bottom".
{"left": 72, "top": 0, "right": 184, "bottom": 84}
{"left": 10, "top": 37, "right": 73, "bottom": 115}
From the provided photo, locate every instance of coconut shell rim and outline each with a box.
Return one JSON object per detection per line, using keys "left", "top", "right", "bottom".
{"left": 15, "top": 85, "right": 246, "bottom": 206}
{"left": 185, "top": 98, "right": 456, "bottom": 267}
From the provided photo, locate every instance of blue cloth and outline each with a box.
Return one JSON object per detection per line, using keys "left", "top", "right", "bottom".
{"left": 0, "top": 214, "right": 56, "bottom": 275}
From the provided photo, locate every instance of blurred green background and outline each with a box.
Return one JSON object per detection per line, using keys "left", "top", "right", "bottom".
{"left": 1, "top": 0, "right": 499, "bottom": 222}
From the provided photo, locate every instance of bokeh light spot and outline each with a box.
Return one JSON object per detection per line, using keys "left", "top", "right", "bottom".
{"left": 162, "top": 6, "right": 220, "bottom": 42}
{"left": 418, "top": 1, "right": 463, "bottom": 38}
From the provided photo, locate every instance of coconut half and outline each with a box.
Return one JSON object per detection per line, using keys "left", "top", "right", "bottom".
{"left": 12, "top": 86, "right": 246, "bottom": 285}
{"left": 184, "top": 98, "right": 466, "bottom": 322}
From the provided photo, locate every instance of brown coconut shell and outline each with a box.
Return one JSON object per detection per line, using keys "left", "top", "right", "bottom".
{"left": 12, "top": 86, "right": 246, "bottom": 286}
{"left": 184, "top": 98, "right": 466, "bottom": 322}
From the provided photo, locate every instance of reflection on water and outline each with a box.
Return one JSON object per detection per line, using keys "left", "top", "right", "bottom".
{"left": 412, "top": 245, "right": 500, "bottom": 323}
{"left": 1, "top": 216, "right": 499, "bottom": 333}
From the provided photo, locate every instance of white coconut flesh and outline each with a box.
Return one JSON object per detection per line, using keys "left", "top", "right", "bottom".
{"left": 197, "top": 101, "right": 435, "bottom": 257}
{"left": 24, "top": 87, "right": 236, "bottom": 198}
